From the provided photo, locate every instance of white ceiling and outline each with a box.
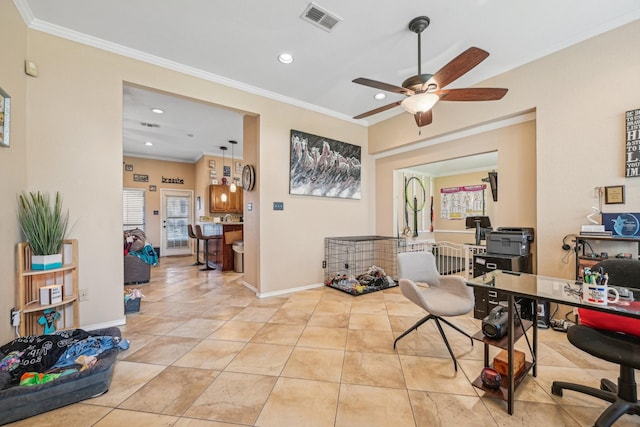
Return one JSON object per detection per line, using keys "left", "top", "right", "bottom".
{"left": 16, "top": 0, "right": 640, "bottom": 163}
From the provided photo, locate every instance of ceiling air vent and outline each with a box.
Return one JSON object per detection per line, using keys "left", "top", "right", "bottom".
{"left": 140, "top": 122, "right": 160, "bottom": 128}
{"left": 301, "top": 3, "right": 342, "bottom": 32}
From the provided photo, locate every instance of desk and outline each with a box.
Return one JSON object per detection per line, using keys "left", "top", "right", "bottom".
{"left": 466, "top": 270, "right": 640, "bottom": 415}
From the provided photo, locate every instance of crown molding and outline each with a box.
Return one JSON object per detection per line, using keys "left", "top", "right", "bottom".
{"left": 14, "top": 0, "right": 361, "bottom": 126}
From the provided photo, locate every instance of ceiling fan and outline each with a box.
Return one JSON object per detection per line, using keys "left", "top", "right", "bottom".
{"left": 353, "top": 16, "right": 508, "bottom": 127}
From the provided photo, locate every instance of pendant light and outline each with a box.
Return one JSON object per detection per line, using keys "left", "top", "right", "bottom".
{"left": 229, "top": 140, "right": 238, "bottom": 193}
{"left": 220, "top": 146, "right": 228, "bottom": 202}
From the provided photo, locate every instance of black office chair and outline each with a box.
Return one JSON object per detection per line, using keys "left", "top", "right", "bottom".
{"left": 552, "top": 259, "right": 640, "bottom": 427}
{"left": 187, "top": 224, "right": 203, "bottom": 266}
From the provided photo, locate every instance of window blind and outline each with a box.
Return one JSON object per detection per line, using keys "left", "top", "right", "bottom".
{"left": 123, "top": 188, "right": 145, "bottom": 231}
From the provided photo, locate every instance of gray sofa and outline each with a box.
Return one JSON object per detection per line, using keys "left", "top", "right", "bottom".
{"left": 124, "top": 254, "right": 150, "bottom": 284}
{"left": 124, "top": 229, "right": 152, "bottom": 285}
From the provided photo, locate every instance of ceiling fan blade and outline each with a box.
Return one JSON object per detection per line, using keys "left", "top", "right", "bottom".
{"left": 429, "top": 47, "right": 490, "bottom": 89}
{"left": 353, "top": 101, "right": 402, "bottom": 119}
{"left": 353, "top": 78, "right": 414, "bottom": 95}
{"left": 435, "top": 88, "right": 508, "bottom": 101}
{"left": 414, "top": 110, "right": 433, "bottom": 127}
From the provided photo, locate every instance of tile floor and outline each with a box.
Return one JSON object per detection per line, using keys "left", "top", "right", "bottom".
{"left": 8, "top": 256, "right": 639, "bottom": 426}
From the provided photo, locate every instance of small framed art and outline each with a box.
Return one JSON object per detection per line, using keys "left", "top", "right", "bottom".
{"left": 605, "top": 185, "right": 625, "bottom": 204}
{"left": 0, "top": 86, "right": 11, "bottom": 148}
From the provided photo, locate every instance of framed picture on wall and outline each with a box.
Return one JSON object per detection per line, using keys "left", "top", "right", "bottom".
{"left": 209, "top": 160, "right": 216, "bottom": 169}
{"left": 149, "top": 185, "right": 157, "bottom": 192}
{"left": 124, "top": 164, "right": 133, "bottom": 171}
{"left": 133, "top": 174, "right": 149, "bottom": 182}
{"left": 605, "top": 185, "right": 625, "bottom": 204}
{"left": 0, "top": 86, "right": 11, "bottom": 148}
{"left": 289, "top": 129, "right": 361, "bottom": 199}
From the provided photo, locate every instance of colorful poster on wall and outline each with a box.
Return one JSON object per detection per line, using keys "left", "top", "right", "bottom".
{"left": 440, "top": 185, "right": 486, "bottom": 220}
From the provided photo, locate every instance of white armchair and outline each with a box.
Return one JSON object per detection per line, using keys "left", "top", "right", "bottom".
{"left": 394, "top": 251, "right": 475, "bottom": 371}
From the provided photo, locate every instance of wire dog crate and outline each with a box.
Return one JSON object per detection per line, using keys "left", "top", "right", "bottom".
{"left": 324, "top": 236, "right": 407, "bottom": 295}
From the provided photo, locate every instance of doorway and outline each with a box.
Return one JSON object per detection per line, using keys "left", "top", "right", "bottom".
{"left": 160, "top": 189, "right": 193, "bottom": 256}
{"left": 395, "top": 151, "right": 498, "bottom": 243}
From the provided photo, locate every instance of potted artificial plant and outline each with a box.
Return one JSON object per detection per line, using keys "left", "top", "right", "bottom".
{"left": 17, "top": 191, "right": 69, "bottom": 270}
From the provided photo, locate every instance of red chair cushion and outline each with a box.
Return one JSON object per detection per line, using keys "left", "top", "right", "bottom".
{"left": 578, "top": 302, "right": 640, "bottom": 337}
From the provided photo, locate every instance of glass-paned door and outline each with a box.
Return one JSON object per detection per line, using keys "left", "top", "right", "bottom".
{"left": 160, "top": 189, "right": 192, "bottom": 256}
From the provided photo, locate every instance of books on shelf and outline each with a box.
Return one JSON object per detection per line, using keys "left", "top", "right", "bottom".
{"left": 40, "top": 284, "right": 63, "bottom": 305}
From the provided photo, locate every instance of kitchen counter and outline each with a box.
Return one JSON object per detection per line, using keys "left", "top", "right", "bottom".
{"left": 200, "top": 222, "right": 243, "bottom": 271}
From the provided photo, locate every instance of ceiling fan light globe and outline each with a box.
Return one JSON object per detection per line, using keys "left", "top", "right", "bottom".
{"left": 401, "top": 93, "right": 439, "bottom": 114}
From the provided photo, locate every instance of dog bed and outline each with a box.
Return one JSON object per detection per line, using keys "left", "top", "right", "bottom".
{"left": 0, "top": 327, "right": 125, "bottom": 425}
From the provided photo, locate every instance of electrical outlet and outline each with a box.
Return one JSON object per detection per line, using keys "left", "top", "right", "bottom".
{"left": 11, "top": 308, "right": 20, "bottom": 326}
{"left": 79, "top": 288, "right": 89, "bottom": 302}
{"left": 322, "top": 260, "right": 326, "bottom": 268}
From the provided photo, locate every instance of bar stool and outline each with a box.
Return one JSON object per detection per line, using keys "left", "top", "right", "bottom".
{"left": 187, "top": 224, "right": 203, "bottom": 266}
{"left": 194, "top": 225, "right": 218, "bottom": 271}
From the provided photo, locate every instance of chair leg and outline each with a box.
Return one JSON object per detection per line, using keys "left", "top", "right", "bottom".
{"left": 433, "top": 318, "right": 459, "bottom": 372}
{"left": 192, "top": 238, "right": 203, "bottom": 266}
{"left": 438, "top": 317, "right": 474, "bottom": 346}
{"left": 600, "top": 378, "right": 617, "bottom": 393}
{"left": 393, "top": 314, "right": 433, "bottom": 349}
{"left": 552, "top": 380, "right": 617, "bottom": 403}
{"left": 553, "top": 366, "right": 640, "bottom": 426}
{"left": 594, "top": 399, "right": 637, "bottom": 427}
{"left": 199, "top": 239, "right": 216, "bottom": 271}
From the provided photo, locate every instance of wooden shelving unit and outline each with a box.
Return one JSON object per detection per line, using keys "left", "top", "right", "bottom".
{"left": 16, "top": 239, "right": 79, "bottom": 336}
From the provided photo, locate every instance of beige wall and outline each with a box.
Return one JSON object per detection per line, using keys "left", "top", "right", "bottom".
{"left": 241, "top": 115, "right": 260, "bottom": 288}
{"left": 3, "top": 1, "right": 639, "bottom": 342}
{"left": 374, "top": 20, "right": 640, "bottom": 279}
{"left": 0, "top": 0, "right": 370, "bottom": 342}
{"left": 123, "top": 156, "right": 196, "bottom": 246}
{"left": 0, "top": 1, "right": 28, "bottom": 342}
{"left": 378, "top": 119, "right": 537, "bottom": 248}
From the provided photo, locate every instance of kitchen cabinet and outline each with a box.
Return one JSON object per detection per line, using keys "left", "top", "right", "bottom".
{"left": 209, "top": 185, "right": 243, "bottom": 213}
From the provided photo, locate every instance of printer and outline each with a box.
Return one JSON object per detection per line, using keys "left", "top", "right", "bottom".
{"left": 486, "top": 227, "right": 534, "bottom": 256}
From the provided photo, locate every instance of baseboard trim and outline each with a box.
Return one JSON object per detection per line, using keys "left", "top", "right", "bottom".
{"left": 81, "top": 318, "right": 126, "bottom": 331}
{"left": 255, "top": 282, "right": 325, "bottom": 299}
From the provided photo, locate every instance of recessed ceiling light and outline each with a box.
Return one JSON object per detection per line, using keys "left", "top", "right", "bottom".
{"left": 278, "top": 53, "right": 294, "bottom": 64}
{"left": 151, "top": 108, "right": 164, "bottom": 114}
{"left": 374, "top": 93, "right": 386, "bottom": 100}
{"left": 145, "top": 141, "right": 153, "bottom": 146}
